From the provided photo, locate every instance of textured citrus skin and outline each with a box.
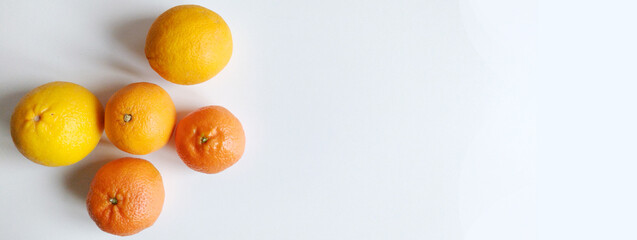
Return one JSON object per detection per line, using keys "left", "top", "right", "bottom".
{"left": 10, "top": 81, "right": 103, "bottom": 167}
{"left": 145, "top": 5, "right": 233, "bottom": 85}
{"left": 175, "top": 106, "right": 245, "bottom": 173}
{"left": 104, "top": 82, "right": 176, "bottom": 155}
{"left": 87, "top": 157, "right": 165, "bottom": 236}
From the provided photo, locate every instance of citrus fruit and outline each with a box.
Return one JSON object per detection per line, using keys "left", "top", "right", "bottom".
{"left": 104, "top": 82, "right": 176, "bottom": 155}
{"left": 10, "top": 81, "right": 103, "bottom": 167}
{"left": 87, "top": 157, "right": 165, "bottom": 236}
{"left": 175, "top": 106, "right": 245, "bottom": 174}
{"left": 145, "top": 4, "right": 233, "bottom": 85}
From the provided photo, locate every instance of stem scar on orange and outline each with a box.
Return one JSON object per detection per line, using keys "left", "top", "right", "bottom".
{"left": 175, "top": 106, "right": 245, "bottom": 174}
{"left": 104, "top": 82, "right": 176, "bottom": 155}
{"left": 86, "top": 157, "right": 165, "bottom": 236}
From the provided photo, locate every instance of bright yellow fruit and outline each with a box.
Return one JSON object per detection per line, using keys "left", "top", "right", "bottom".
{"left": 145, "top": 5, "right": 233, "bottom": 85}
{"left": 11, "top": 82, "right": 104, "bottom": 167}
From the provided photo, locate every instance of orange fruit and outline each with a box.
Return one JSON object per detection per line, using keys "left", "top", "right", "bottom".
{"left": 86, "top": 157, "right": 165, "bottom": 236}
{"left": 175, "top": 106, "right": 245, "bottom": 173}
{"left": 145, "top": 5, "right": 233, "bottom": 85}
{"left": 104, "top": 82, "right": 176, "bottom": 155}
{"left": 10, "top": 81, "right": 103, "bottom": 166}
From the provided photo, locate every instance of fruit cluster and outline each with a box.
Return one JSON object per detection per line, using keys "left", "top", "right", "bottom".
{"left": 9, "top": 5, "right": 243, "bottom": 236}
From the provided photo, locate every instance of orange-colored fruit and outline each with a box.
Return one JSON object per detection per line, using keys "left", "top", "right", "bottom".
{"left": 175, "top": 106, "right": 245, "bottom": 173}
{"left": 104, "top": 82, "right": 176, "bottom": 155}
{"left": 145, "top": 5, "right": 233, "bottom": 85}
{"left": 86, "top": 157, "right": 165, "bottom": 236}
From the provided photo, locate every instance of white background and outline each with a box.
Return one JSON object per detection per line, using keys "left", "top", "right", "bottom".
{"left": 538, "top": 0, "right": 637, "bottom": 239}
{"left": 0, "top": 0, "right": 538, "bottom": 239}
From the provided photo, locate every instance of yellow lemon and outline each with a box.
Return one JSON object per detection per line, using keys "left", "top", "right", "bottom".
{"left": 10, "top": 82, "right": 104, "bottom": 167}
{"left": 145, "top": 5, "right": 233, "bottom": 85}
